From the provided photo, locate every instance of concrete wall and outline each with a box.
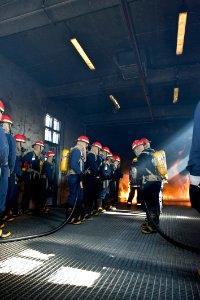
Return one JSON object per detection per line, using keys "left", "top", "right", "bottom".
{"left": 0, "top": 53, "right": 84, "bottom": 150}
{"left": 0, "top": 53, "right": 84, "bottom": 205}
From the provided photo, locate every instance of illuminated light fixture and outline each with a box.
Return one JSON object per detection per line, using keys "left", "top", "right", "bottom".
{"left": 109, "top": 95, "right": 120, "bottom": 110}
{"left": 176, "top": 11, "right": 187, "bottom": 55}
{"left": 173, "top": 87, "right": 179, "bottom": 103}
{"left": 70, "top": 38, "right": 95, "bottom": 70}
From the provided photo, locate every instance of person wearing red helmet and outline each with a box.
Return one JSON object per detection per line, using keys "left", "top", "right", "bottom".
{"left": 137, "top": 139, "right": 162, "bottom": 234}
{"left": 106, "top": 152, "right": 117, "bottom": 210}
{"left": 132, "top": 140, "right": 144, "bottom": 157}
{"left": 14, "top": 134, "right": 27, "bottom": 154}
{"left": 21, "top": 140, "right": 45, "bottom": 215}
{"left": 40, "top": 151, "right": 56, "bottom": 214}
{"left": 1, "top": 115, "right": 17, "bottom": 223}
{"left": 127, "top": 156, "right": 139, "bottom": 209}
{"left": 0, "top": 101, "right": 11, "bottom": 238}
{"left": 140, "top": 137, "right": 155, "bottom": 154}
{"left": 97, "top": 146, "right": 112, "bottom": 212}
{"left": 10, "top": 134, "right": 27, "bottom": 217}
{"left": 113, "top": 155, "right": 123, "bottom": 207}
{"left": 128, "top": 140, "right": 145, "bottom": 210}
{"left": 66, "top": 135, "right": 90, "bottom": 224}
{"left": 84, "top": 141, "right": 103, "bottom": 218}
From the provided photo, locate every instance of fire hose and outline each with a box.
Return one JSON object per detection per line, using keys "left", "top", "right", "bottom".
{"left": 143, "top": 200, "right": 200, "bottom": 255}
{"left": 1, "top": 181, "right": 200, "bottom": 255}
{"left": 0, "top": 178, "right": 80, "bottom": 244}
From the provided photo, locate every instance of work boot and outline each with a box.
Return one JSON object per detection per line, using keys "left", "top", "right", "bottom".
{"left": 0, "top": 222, "right": 5, "bottom": 229}
{"left": 0, "top": 213, "right": 5, "bottom": 229}
{"left": 110, "top": 206, "right": 117, "bottom": 211}
{"left": 6, "top": 214, "right": 15, "bottom": 222}
{"left": 84, "top": 213, "right": 91, "bottom": 219}
{"left": 67, "top": 217, "right": 75, "bottom": 224}
{"left": 98, "top": 207, "right": 106, "bottom": 213}
{"left": 91, "top": 210, "right": 99, "bottom": 216}
{"left": 0, "top": 228, "right": 11, "bottom": 238}
{"left": 72, "top": 219, "right": 82, "bottom": 225}
{"left": 141, "top": 223, "right": 156, "bottom": 234}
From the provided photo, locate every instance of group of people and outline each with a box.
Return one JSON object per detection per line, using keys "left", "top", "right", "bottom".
{"left": 66, "top": 135, "right": 122, "bottom": 225}
{"left": 0, "top": 99, "right": 55, "bottom": 238}
{"left": 127, "top": 137, "right": 167, "bottom": 234}
{"left": 1, "top": 94, "right": 200, "bottom": 245}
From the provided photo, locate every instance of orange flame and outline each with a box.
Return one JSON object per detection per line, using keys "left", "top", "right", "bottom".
{"left": 119, "top": 170, "right": 190, "bottom": 206}
{"left": 119, "top": 174, "right": 137, "bottom": 203}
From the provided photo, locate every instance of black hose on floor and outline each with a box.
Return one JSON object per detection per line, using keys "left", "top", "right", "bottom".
{"left": 0, "top": 181, "right": 80, "bottom": 244}
{"left": 143, "top": 201, "right": 200, "bottom": 255}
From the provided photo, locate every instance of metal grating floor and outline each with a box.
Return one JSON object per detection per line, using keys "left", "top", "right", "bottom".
{"left": 0, "top": 205, "right": 199, "bottom": 300}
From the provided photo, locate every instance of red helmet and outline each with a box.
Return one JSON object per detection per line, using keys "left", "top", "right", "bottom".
{"left": 77, "top": 135, "right": 90, "bottom": 144}
{"left": 102, "top": 146, "right": 110, "bottom": 153}
{"left": 1, "top": 115, "right": 13, "bottom": 124}
{"left": 114, "top": 155, "right": 121, "bottom": 162}
{"left": 140, "top": 137, "right": 151, "bottom": 144}
{"left": 107, "top": 152, "right": 113, "bottom": 157}
{"left": 92, "top": 142, "right": 102, "bottom": 149}
{"left": 33, "top": 141, "right": 45, "bottom": 147}
{"left": 47, "top": 151, "right": 55, "bottom": 157}
{"left": 0, "top": 100, "right": 5, "bottom": 112}
{"left": 132, "top": 140, "right": 143, "bottom": 150}
{"left": 14, "top": 134, "right": 26, "bottom": 143}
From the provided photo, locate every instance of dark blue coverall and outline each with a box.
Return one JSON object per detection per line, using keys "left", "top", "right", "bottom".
{"left": 137, "top": 150, "right": 162, "bottom": 226}
{"left": 98, "top": 158, "right": 111, "bottom": 208}
{"left": 114, "top": 165, "right": 123, "bottom": 206}
{"left": 21, "top": 151, "right": 41, "bottom": 213}
{"left": 5, "top": 134, "right": 16, "bottom": 214}
{"left": 67, "top": 147, "right": 85, "bottom": 218}
{"left": 187, "top": 101, "right": 200, "bottom": 213}
{"left": 84, "top": 151, "right": 100, "bottom": 213}
{"left": 11, "top": 155, "right": 23, "bottom": 215}
{"left": 0, "top": 126, "right": 9, "bottom": 220}
{"left": 40, "top": 160, "right": 54, "bottom": 210}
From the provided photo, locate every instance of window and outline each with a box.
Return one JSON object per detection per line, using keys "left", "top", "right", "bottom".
{"left": 45, "top": 114, "right": 61, "bottom": 144}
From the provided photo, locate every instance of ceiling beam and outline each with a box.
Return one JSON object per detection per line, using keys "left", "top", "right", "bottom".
{"left": 0, "top": 0, "right": 132, "bottom": 37}
{"left": 44, "top": 64, "right": 200, "bottom": 98}
{"left": 82, "top": 104, "right": 195, "bottom": 126}
{"left": 120, "top": 0, "right": 153, "bottom": 120}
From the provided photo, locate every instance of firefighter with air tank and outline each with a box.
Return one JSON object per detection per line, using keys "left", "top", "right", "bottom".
{"left": 97, "top": 146, "right": 111, "bottom": 212}
{"left": 113, "top": 155, "right": 123, "bottom": 207}
{"left": 84, "top": 141, "right": 102, "bottom": 218}
{"left": 0, "top": 100, "right": 11, "bottom": 238}
{"left": 132, "top": 138, "right": 167, "bottom": 234}
{"left": 1, "top": 115, "right": 16, "bottom": 222}
{"left": 40, "top": 151, "right": 56, "bottom": 214}
{"left": 12, "top": 134, "right": 27, "bottom": 217}
{"left": 66, "top": 135, "right": 89, "bottom": 224}
{"left": 21, "top": 140, "right": 45, "bottom": 214}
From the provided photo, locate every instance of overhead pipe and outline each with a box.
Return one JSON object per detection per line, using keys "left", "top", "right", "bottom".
{"left": 120, "top": 0, "right": 154, "bottom": 121}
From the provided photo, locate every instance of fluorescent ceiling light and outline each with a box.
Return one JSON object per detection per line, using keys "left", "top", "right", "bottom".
{"left": 173, "top": 87, "right": 179, "bottom": 103}
{"left": 70, "top": 38, "right": 95, "bottom": 70}
{"left": 176, "top": 12, "right": 187, "bottom": 55}
{"left": 109, "top": 95, "right": 120, "bottom": 109}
